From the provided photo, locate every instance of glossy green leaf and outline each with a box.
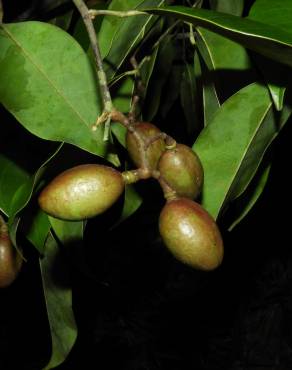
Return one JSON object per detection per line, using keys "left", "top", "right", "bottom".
{"left": 8, "top": 144, "right": 62, "bottom": 219}
{"left": 196, "top": 27, "right": 255, "bottom": 101}
{"left": 145, "top": 6, "right": 292, "bottom": 68}
{"left": 7, "top": 145, "right": 62, "bottom": 253}
{"left": 49, "top": 216, "right": 84, "bottom": 245}
{"left": 193, "top": 83, "right": 279, "bottom": 219}
{"left": 40, "top": 232, "right": 77, "bottom": 370}
{"left": 0, "top": 22, "right": 107, "bottom": 157}
{"left": 196, "top": 27, "right": 251, "bottom": 71}
{"left": 0, "top": 154, "right": 29, "bottom": 216}
{"left": 248, "top": 0, "right": 292, "bottom": 31}
{"left": 99, "top": 0, "right": 165, "bottom": 79}
{"left": 209, "top": 0, "right": 244, "bottom": 16}
{"left": 195, "top": 26, "right": 254, "bottom": 122}
{"left": 201, "top": 63, "right": 220, "bottom": 126}
{"left": 248, "top": 0, "right": 292, "bottom": 110}
{"left": 26, "top": 210, "right": 51, "bottom": 253}
{"left": 111, "top": 122, "right": 127, "bottom": 148}
{"left": 228, "top": 162, "right": 271, "bottom": 231}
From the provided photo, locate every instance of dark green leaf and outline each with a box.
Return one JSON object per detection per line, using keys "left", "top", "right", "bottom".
{"left": 201, "top": 61, "right": 220, "bottom": 126}
{"left": 8, "top": 145, "right": 62, "bottom": 219}
{"left": 209, "top": 0, "right": 244, "bottom": 16}
{"left": 40, "top": 232, "right": 77, "bottom": 370}
{"left": 145, "top": 6, "right": 292, "bottom": 68}
{"left": 228, "top": 162, "right": 271, "bottom": 231}
{"left": 111, "top": 122, "right": 127, "bottom": 148}
{"left": 111, "top": 76, "right": 134, "bottom": 113}
{"left": 193, "top": 83, "right": 278, "bottom": 219}
{"left": 160, "top": 64, "right": 182, "bottom": 118}
{"left": 180, "top": 62, "right": 200, "bottom": 134}
{"left": 0, "top": 22, "right": 107, "bottom": 157}
{"left": 99, "top": 0, "right": 165, "bottom": 79}
{"left": 120, "top": 184, "right": 142, "bottom": 224}
{"left": 248, "top": 0, "right": 292, "bottom": 31}
{"left": 196, "top": 27, "right": 255, "bottom": 101}
{"left": 26, "top": 210, "right": 51, "bottom": 253}
{"left": 49, "top": 216, "right": 84, "bottom": 245}
{"left": 144, "top": 35, "right": 175, "bottom": 121}
{"left": 248, "top": 0, "right": 292, "bottom": 110}
{"left": 0, "top": 154, "right": 29, "bottom": 216}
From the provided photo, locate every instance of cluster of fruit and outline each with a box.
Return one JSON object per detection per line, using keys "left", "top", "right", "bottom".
{"left": 39, "top": 122, "right": 224, "bottom": 271}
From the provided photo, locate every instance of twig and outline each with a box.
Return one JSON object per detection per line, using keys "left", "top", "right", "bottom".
{"left": 72, "top": 0, "right": 113, "bottom": 141}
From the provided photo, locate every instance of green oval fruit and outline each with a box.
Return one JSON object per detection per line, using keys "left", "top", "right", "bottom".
{"left": 126, "top": 122, "right": 165, "bottom": 170}
{"left": 0, "top": 218, "right": 22, "bottom": 288}
{"left": 159, "top": 198, "right": 223, "bottom": 271}
{"left": 158, "top": 144, "right": 203, "bottom": 199}
{"left": 38, "top": 164, "right": 125, "bottom": 221}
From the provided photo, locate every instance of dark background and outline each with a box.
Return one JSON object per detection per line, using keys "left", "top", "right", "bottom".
{"left": 1, "top": 1, "right": 291, "bottom": 369}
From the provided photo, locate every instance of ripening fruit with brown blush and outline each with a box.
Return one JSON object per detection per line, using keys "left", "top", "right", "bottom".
{"left": 38, "top": 164, "right": 125, "bottom": 221}
{"left": 159, "top": 198, "right": 223, "bottom": 271}
{"left": 0, "top": 217, "right": 22, "bottom": 288}
{"left": 158, "top": 144, "right": 204, "bottom": 200}
{"left": 126, "top": 122, "right": 165, "bottom": 170}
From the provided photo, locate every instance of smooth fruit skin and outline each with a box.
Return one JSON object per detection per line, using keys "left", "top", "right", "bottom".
{"left": 158, "top": 144, "right": 203, "bottom": 199}
{"left": 126, "top": 122, "right": 165, "bottom": 170}
{"left": 0, "top": 219, "right": 22, "bottom": 288}
{"left": 159, "top": 198, "right": 223, "bottom": 271}
{"left": 38, "top": 164, "right": 125, "bottom": 221}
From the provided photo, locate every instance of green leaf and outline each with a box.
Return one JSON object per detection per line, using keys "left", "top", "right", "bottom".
{"left": 193, "top": 83, "right": 279, "bottom": 219}
{"left": 0, "top": 22, "right": 107, "bottom": 157}
{"left": 111, "top": 76, "right": 134, "bottom": 113}
{"left": 111, "top": 183, "right": 143, "bottom": 229}
{"left": 160, "top": 64, "right": 182, "bottom": 119}
{"left": 201, "top": 61, "right": 220, "bottom": 126}
{"left": 209, "top": 0, "right": 244, "bottom": 16}
{"left": 180, "top": 62, "right": 201, "bottom": 134}
{"left": 0, "top": 154, "right": 29, "bottom": 216}
{"left": 7, "top": 145, "right": 62, "bottom": 253}
{"left": 25, "top": 210, "right": 51, "bottom": 253}
{"left": 48, "top": 216, "right": 84, "bottom": 245}
{"left": 120, "top": 184, "right": 142, "bottom": 223}
{"left": 144, "top": 35, "right": 175, "bottom": 121}
{"left": 99, "top": 0, "right": 165, "bottom": 79}
{"left": 228, "top": 162, "right": 271, "bottom": 231}
{"left": 248, "top": 0, "right": 292, "bottom": 31}
{"left": 8, "top": 144, "right": 62, "bottom": 219}
{"left": 248, "top": 0, "right": 292, "bottom": 110}
{"left": 196, "top": 27, "right": 251, "bottom": 71}
{"left": 40, "top": 232, "right": 77, "bottom": 370}
{"left": 111, "top": 122, "right": 127, "bottom": 148}
{"left": 196, "top": 27, "right": 255, "bottom": 101}
{"left": 145, "top": 6, "right": 292, "bottom": 68}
